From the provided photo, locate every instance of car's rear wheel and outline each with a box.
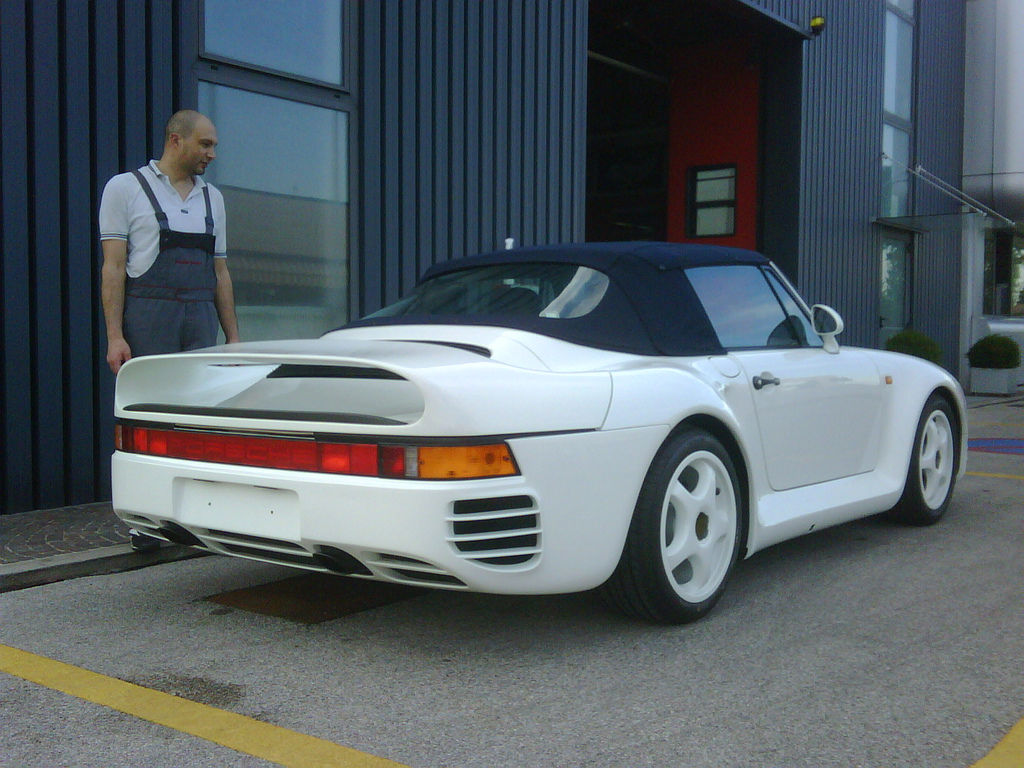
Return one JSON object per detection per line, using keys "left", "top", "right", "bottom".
{"left": 600, "top": 428, "right": 742, "bottom": 624}
{"left": 888, "top": 393, "right": 959, "bottom": 526}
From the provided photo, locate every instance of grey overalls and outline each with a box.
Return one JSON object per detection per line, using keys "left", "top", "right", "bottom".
{"left": 122, "top": 169, "right": 219, "bottom": 357}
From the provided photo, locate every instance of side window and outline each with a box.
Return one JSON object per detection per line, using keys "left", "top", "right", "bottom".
{"left": 687, "top": 265, "right": 802, "bottom": 349}
{"left": 763, "top": 270, "right": 823, "bottom": 348}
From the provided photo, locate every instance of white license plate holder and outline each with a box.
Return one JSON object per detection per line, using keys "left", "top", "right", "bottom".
{"left": 177, "top": 480, "right": 300, "bottom": 540}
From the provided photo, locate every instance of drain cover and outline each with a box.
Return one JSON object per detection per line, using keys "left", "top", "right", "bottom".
{"left": 206, "top": 573, "right": 424, "bottom": 623}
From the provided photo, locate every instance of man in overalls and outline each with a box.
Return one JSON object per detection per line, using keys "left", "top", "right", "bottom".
{"left": 99, "top": 109, "right": 240, "bottom": 551}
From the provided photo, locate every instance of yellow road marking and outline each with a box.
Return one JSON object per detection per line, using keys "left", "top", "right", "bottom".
{"left": 0, "top": 644, "right": 408, "bottom": 768}
{"left": 971, "top": 715, "right": 1024, "bottom": 767}
{"left": 966, "top": 471, "right": 1024, "bottom": 481}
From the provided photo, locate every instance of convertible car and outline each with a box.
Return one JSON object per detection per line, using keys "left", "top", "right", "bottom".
{"left": 112, "top": 242, "right": 965, "bottom": 623}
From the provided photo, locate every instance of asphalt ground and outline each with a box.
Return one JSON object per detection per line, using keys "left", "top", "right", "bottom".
{"left": 1, "top": 394, "right": 1023, "bottom": 767}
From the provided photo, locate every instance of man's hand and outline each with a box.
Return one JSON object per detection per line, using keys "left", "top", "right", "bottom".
{"left": 107, "top": 338, "right": 132, "bottom": 374}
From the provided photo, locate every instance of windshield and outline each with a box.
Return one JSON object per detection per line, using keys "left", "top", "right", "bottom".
{"left": 367, "top": 263, "right": 610, "bottom": 320}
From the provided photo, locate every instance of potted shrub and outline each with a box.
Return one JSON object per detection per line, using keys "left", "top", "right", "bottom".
{"left": 968, "top": 334, "right": 1021, "bottom": 395}
{"left": 884, "top": 329, "right": 943, "bottom": 364}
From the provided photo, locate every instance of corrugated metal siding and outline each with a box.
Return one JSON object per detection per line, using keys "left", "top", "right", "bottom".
{"left": 0, "top": 1, "right": 179, "bottom": 514}
{"left": 750, "top": 0, "right": 966, "bottom": 367}
{"left": 355, "top": 0, "right": 588, "bottom": 315}
{"left": 913, "top": 0, "right": 966, "bottom": 370}
{"left": 0, "top": 0, "right": 589, "bottom": 514}
{"left": 795, "top": 0, "right": 886, "bottom": 349}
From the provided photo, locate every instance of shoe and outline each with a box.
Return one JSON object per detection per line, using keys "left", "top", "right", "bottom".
{"left": 129, "top": 530, "right": 162, "bottom": 553}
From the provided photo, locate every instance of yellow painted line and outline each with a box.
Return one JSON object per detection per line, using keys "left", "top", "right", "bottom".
{"left": 0, "top": 644, "right": 408, "bottom": 768}
{"left": 971, "top": 715, "right": 1024, "bottom": 767}
{"left": 966, "top": 471, "right": 1024, "bottom": 481}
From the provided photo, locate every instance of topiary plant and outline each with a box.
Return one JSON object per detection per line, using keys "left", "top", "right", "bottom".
{"left": 884, "top": 329, "right": 943, "bottom": 365}
{"left": 967, "top": 334, "right": 1021, "bottom": 369}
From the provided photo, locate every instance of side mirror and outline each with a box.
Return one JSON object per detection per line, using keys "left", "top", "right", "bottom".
{"left": 811, "top": 304, "right": 844, "bottom": 353}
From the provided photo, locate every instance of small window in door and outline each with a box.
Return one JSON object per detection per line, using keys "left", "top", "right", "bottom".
{"left": 688, "top": 165, "right": 736, "bottom": 237}
{"left": 687, "top": 265, "right": 798, "bottom": 349}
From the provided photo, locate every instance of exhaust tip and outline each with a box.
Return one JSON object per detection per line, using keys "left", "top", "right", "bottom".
{"left": 313, "top": 546, "right": 373, "bottom": 576}
{"left": 158, "top": 522, "right": 204, "bottom": 548}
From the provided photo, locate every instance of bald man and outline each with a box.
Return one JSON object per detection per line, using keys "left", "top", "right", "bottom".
{"left": 100, "top": 110, "right": 240, "bottom": 552}
{"left": 100, "top": 109, "right": 239, "bottom": 376}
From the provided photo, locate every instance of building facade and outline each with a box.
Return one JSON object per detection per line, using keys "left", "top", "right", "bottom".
{"left": 0, "top": 0, "right": 968, "bottom": 514}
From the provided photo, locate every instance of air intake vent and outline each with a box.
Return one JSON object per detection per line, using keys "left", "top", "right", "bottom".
{"left": 448, "top": 495, "right": 539, "bottom": 567}
{"left": 267, "top": 364, "right": 405, "bottom": 380}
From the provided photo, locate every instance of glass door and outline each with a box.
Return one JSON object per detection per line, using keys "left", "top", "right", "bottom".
{"left": 879, "top": 230, "right": 913, "bottom": 345}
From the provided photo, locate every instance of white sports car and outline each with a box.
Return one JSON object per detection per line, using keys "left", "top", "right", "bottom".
{"left": 112, "top": 242, "right": 965, "bottom": 623}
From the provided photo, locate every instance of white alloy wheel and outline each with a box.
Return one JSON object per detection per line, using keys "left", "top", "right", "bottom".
{"left": 890, "top": 393, "right": 959, "bottom": 526}
{"left": 918, "top": 408, "right": 954, "bottom": 509}
{"left": 599, "top": 428, "right": 743, "bottom": 624}
{"left": 660, "top": 449, "right": 738, "bottom": 603}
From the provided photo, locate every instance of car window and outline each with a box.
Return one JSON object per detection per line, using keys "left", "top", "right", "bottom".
{"left": 687, "top": 264, "right": 802, "bottom": 349}
{"left": 367, "top": 263, "right": 610, "bottom": 320}
{"left": 763, "top": 269, "right": 823, "bottom": 348}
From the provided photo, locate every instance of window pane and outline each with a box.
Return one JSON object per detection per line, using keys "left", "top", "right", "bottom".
{"left": 687, "top": 265, "right": 789, "bottom": 348}
{"left": 764, "top": 270, "right": 822, "bottom": 347}
{"left": 368, "top": 264, "right": 609, "bottom": 320}
{"left": 887, "top": 0, "right": 914, "bottom": 18}
{"left": 695, "top": 206, "right": 734, "bottom": 236}
{"left": 694, "top": 167, "right": 736, "bottom": 202}
{"left": 199, "top": 83, "right": 349, "bottom": 340}
{"left": 884, "top": 12, "right": 913, "bottom": 120}
{"left": 882, "top": 125, "right": 911, "bottom": 216}
{"left": 880, "top": 236, "right": 910, "bottom": 329}
{"left": 204, "top": 0, "right": 342, "bottom": 85}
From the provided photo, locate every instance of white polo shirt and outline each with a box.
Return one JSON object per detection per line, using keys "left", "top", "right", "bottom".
{"left": 99, "top": 160, "right": 227, "bottom": 278}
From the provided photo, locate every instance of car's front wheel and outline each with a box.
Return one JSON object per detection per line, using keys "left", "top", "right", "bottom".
{"left": 600, "top": 428, "right": 743, "bottom": 624}
{"left": 888, "top": 393, "right": 960, "bottom": 526}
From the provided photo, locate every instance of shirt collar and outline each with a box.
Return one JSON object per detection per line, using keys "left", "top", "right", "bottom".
{"left": 147, "top": 159, "right": 207, "bottom": 190}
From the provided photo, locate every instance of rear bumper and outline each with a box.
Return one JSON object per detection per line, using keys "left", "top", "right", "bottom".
{"left": 112, "top": 426, "right": 667, "bottom": 594}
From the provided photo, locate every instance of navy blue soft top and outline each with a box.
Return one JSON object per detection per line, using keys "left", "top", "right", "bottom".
{"left": 346, "top": 242, "right": 771, "bottom": 356}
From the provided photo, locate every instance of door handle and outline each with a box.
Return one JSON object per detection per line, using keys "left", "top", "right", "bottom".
{"left": 752, "top": 372, "right": 781, "bottom": 390}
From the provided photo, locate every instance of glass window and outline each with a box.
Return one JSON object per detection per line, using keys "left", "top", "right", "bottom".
{"left": 882, "top": 125, "right": 911, "bottom": 217}
{"left": 884, "top": 11, "right": 914, "bottom": 121}
{"left": 887, "top": 0, "right": 914, "bottom": 18}
{"left": 199, "top": 82, "right": 349, "bottom": 340}
{"left": 983, "top": 229, "right": 1024, "bottom": 316}
{"left": 880, "top": 232, "right": 913, "bottom": 342}
{"left": 369, "top": 264, "right": 610, "bottom": 320}
{"left": 204, "top": 0, "right": 343, "bottom": 85}
{"left": 764, "top": 270, "right": 822, "bottom": 348}
{"left": 688, "top": 166, "right": 736, "bottom": 237}
{"left": 687, "top": 265, "right": 794, "bottom": 348}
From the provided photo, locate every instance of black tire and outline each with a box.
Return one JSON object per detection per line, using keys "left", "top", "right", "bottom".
{"left": 888, "top": 393, "right": 959, "bottom": 526}
{"left": 599, "top": 428, "right": 743, "bottom": 624}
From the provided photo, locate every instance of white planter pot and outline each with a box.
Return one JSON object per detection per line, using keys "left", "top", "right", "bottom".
{"left": 970, "top": 367, "right": 1018, "bottom": 395}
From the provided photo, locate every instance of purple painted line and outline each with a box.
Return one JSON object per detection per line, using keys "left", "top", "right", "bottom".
{"left": 968, "top": 438, "right": 1024, "bottom": 455}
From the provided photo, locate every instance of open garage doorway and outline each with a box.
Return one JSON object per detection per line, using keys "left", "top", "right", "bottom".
{"left": 586, "top": 0, "right": 805, "bottom": 273}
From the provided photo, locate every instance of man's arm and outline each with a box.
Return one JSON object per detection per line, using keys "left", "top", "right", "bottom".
{"left": 213, "top": 257, "right": 240, "bottom": 343}
{"left": 101, "top": 239, "right": 131, "bottom": 374}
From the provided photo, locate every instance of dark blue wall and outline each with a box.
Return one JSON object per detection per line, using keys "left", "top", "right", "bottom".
{"left": 355, "top": 0, "right": 588, "bottom": 315}
{"left": 0, "top": 0, "right": 588, "bottom": 514}
{"left": 0, "top": 0, "right": 966, "bottom": 513}
{"left": 752, "top": 0, "right": 966, "bottom": 367}
{"left": 1, "top": 0, "right": 178, "bottom": 514}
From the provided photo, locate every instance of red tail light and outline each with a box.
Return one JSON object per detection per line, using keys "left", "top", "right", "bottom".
{"left": 115, "top": 423, "right": 517, "bottom": 480}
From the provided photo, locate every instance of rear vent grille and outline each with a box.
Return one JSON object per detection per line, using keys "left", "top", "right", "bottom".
{"left": 448, "top": 495, "right": 539, "bottom": 567}
{"left": 365, "top": 553, "right": 467, "bottom": 588}
{"left": 267, "top": 364, "right": 405, "bottom": 380}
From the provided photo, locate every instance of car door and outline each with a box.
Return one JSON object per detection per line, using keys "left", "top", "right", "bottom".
{"left": 687, "top": 264, "right": 885, "bottom": 491}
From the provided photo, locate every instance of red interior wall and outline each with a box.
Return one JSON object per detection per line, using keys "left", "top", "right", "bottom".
{"left": 666, "top": 38, "right": 761, "bottom": 249}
